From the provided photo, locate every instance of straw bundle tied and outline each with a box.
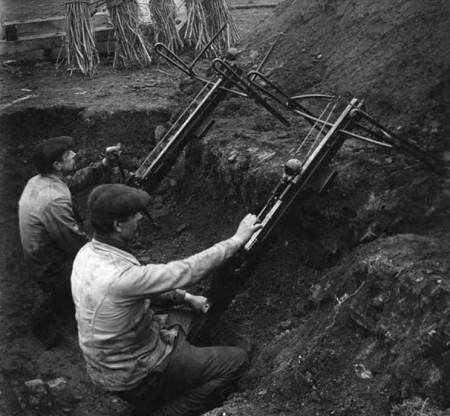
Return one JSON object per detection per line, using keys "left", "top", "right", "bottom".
{"left": 203, "top": 0, "right": 240, "bottom": 50}
{"left": 183, "top": 0, "right": 240, "bottom": 55}
{"left": 148, "top": 1, "right": 184, "bottom": 52}
{"left": 183, "top": 0, "right": 209, "bottom": 51}
{"left": 150, "top": 0, "right": 240, "bottom": 56}
{"left": 106, "top": 0, "right": 152, "bottom": 69}
{"left": 62, "top": 1, "right": 99, "bottom": 77}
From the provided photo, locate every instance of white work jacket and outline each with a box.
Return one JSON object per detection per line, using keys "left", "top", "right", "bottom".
{"left": 71, "top": 236, "right": 243, "bottom": 391}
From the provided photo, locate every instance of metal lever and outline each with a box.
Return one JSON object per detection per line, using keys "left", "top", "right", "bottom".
{"left": 211, "top": 58, "right": 290, "bottom": 126}
{"left": 246, "top": 71, "right": 338, "bottom": 131}
{"left": 190, "top": 23, "right": 227, "bottom": 66}
{"left": 349, "top": 108, "right": 442, "bottom": 169}
{"left": 246, "top": 70, "right": 291, "bottom": 106}
{"left": 248, "top": 32, "right": 284, "bottom": 82}
{"left": 154, "top": 24, "right": 228, "bottom": 82}
{"left": 155, "top": 43, "right": 198, "bottom": 77}
{"left": 243, "top": 78, "right": 432, "bottom": 164}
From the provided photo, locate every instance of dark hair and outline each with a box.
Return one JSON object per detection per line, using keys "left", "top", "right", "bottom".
{"left": 32, "top": 136, "right": 74, "bottom": 174}
{"left": 90, "top": 214, "right": 133, "bottom": 234}
{"left": 35, "top": 153, "right": 65, "bottom": 174}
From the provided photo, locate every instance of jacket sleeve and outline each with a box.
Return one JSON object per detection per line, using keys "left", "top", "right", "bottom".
{"left": 149, "top": 289, "right": 186, "bottom": 308}
{"left": 42, "top": 196, "right": 90, "bottom": 258}
{"left": 112, "top": 237, "right": 244, "bottom": 301}
{"left": 68, "top": 161, "right": 109, "bottom": 195}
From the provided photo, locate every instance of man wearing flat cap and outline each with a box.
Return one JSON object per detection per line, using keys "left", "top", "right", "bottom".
{"left": 71, "top": 183, "right": 262, "bottom": 416}
{"left": 18, "top": 136, "right": 121, "bottom": 348}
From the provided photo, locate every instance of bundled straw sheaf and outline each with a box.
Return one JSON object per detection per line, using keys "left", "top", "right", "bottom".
{"left": 106, "top": 0, "right": 152, "bottom": 69}
{"left": 62, "top": 0, "right": 100, "bottom": 76}
{"left": 150, "top": 0, "right": 240, "bottom": 55}
{"left": 148, "top": 1, "right": 184, "bottom": 52}
{"left": 61, "top": 0, "right": 240, "bottom": 74}
{"left": 203, "top": 0, "right": 240, "bottom": 51}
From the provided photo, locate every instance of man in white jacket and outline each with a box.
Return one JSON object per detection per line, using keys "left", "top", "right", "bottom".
{"left": 71, "top": 183, "right": 262, "bottom": 416}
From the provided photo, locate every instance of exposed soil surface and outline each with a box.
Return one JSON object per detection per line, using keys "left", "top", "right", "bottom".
{"left": 1, "top": 1, "right": 450, "bottom": 416}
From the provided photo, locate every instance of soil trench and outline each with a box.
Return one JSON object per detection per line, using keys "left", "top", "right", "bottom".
{"left": 0, "top": 102, "right": 323, "bottom": 416}
{"left": 1, "top": 1, "right": 450, "bottom": 415}
{"left": 1, "top": 93, "right": 449, "bottom": 416}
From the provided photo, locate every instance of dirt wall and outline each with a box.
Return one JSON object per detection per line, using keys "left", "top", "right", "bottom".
{"left": 245, "top": 0, "right": 450, "bottom": 125}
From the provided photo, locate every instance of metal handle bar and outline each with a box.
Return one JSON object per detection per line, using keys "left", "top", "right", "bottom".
{"left": 154, "top": 43, "right": 214, "bottom": 87}
{"left": 244, "top": 74, "right": 437, "bottom": 165}
{"left": 191, "top": 23, "right": 227, "bottom": 67}
{"left": 154, "top": 24, "right": 227, "bottom": 81}
{"left": 155, "top": 43, "right": 194, "bottom": 75}
{"left": 248, "top": 32, "right": 284, "bottom": 82}
{"left": 211, "top": 58, "right": 290, "bottom": 126}
{"left": 246, "top": 72, "right": 340, "bottom": 134}
{"left": 246, "top": 73, "right": 374, "bottom": 145}
{"left": 247, "top": 71, "right": 335, "bottom": 112}
{"left": 246, "top": 70, "right": 290, "bottom": 106}
{"left": 290, "top": 94, "right": 336, "bottom": 101}
{"left": 349, "top": 108, "right": 442, "bottom": 168}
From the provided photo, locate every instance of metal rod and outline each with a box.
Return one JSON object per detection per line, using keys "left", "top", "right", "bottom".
{"left": 212, "top": 58, "right": 290, "bottom": 125}
{"left": 155, "top": 43, "right": 193, "bottom": 75}
{"left": 191, "top": 24, "right": 227, "bottom": 68}
{"left": 249, "top": 32, "right": 283, "bottom": 81}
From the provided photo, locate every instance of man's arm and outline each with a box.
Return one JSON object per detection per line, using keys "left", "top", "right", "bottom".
{"left": 42, "top": 197, "right": 90, "bottom": 258}
{"left": 68, "top": 161, "right": 107, "bottom": 195}
{"left": 113, "top": 214, "right": 262, "bottom": 300}
{"left": 149, "top": 289, "right": 187, "bottom": 308}
{"left": 69, "top": 145, "right": 122, "bottom": 194}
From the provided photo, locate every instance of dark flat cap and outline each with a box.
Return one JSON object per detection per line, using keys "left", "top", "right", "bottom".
{"left": 32, "top": 136, "right": 74, "bottom": 174}
{"left": 88, "top": 184, "right": 151, "bottom": 221}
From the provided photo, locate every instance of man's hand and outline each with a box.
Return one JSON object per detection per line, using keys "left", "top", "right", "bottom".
{"left": 233, "top": 213, "right": 263, "bottom": 245}
{"left": 102, "top": 143, "right": 122, "bottom": 166}
{"left": 185, "top": 293, "right": 209, "bottom": 315}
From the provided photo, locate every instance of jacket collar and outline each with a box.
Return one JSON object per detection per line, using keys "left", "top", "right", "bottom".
{"left": 41, "top": 172, "right": 70, "bottom": 184}
{"left": 90, "top": 238, "right": 140, "bottom": 265}
{"left": 94, "top": 234, "right": 133, "bottom": 254}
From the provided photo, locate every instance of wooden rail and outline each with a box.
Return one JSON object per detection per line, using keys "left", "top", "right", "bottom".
{"left": 0, "top": 13, "right": 112, "bottom": 58}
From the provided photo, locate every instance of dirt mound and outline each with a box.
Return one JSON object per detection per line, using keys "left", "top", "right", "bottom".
{"left": 242, "top": 0, "right": 450, "bottom": 126}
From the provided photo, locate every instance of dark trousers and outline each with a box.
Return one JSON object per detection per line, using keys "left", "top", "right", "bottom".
{"left": 117, "top": 310, "right": 248, "bottom": 416}
{"left": 31, "top": 259, "right": 75, "bottom": 348}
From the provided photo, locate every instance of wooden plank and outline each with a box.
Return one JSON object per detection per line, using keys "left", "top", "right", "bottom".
{"left": 2, "top": 15, "right": 65, "bottom": 26}
{"left": 16, "top": 21, "right": 65, "bottom": 39}
{"left": 0, "top": 36, "right": 63, "bottom": 56}
{"left": 0, "top": 27, "right": 113, "bottom": 58}
{"left": 2, "top": 13, "right": 111, "bottom": 40}
{"left": 2, "top": 13, "right": 109, "bottom": 27}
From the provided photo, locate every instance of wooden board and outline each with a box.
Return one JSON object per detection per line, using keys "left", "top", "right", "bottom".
{"left": 1, "top": 13, "right": 110, "bottom": 40}
{"left": 0, "top": 26, "right": 113, "bottom": 58}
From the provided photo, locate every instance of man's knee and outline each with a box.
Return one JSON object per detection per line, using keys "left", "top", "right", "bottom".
{"left": 220, "top": 346, "right": 249, "bottom": 381}
{"left": 205, "top": 347, "right": 248, "bottom": 408}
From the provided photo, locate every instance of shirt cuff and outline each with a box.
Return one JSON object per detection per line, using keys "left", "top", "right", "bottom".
{"left": 173, "top": 289, "right": 187, "bottom": 305}
{"left": 229, "top": 235, "right": 246, "bottom": 248}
